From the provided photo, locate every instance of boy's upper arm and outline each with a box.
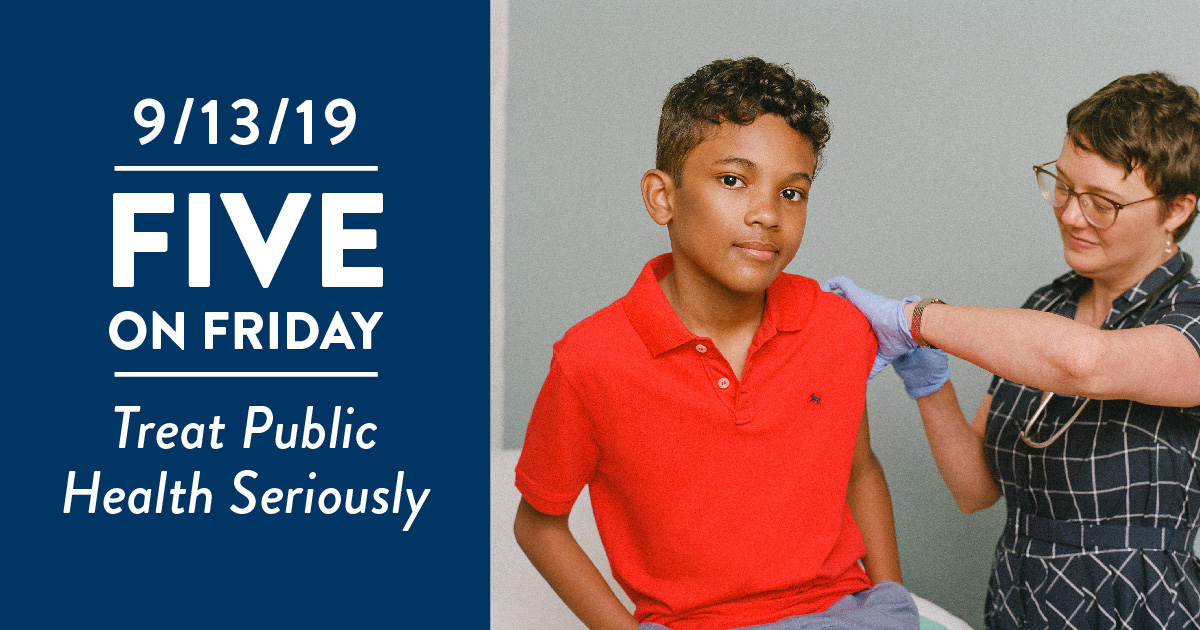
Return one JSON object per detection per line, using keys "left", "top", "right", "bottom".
{"left": 848, "top": 407, "right": 888, "bottom": 495}
{"left": 515, "top": 353, "right": 601, "bottom": 516}
{"left": 851, "top": 407, "right": 875, "bottom": 467}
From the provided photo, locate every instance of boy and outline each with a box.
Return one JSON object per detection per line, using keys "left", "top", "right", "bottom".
{"left": 514, "top": 58, "right": 917, "bottom": 630}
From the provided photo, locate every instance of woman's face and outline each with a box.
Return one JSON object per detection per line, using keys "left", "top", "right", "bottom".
{"left": 1052, "top": 137, "right": 1177, "bottom": 289}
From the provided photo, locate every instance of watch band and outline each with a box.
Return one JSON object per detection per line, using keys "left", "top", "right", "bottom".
{"left": 910, "top": 297, "right": 945, "bottom": 350}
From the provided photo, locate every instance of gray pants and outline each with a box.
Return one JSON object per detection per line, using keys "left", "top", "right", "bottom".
{"left": 637, "top": 581, "right": 920, "bottom": 630}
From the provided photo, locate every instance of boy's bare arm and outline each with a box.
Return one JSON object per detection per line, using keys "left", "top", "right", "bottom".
{"left": 846, "top": 408, "right": 903, "bottom": 584}
{"left": 513, "top": 498, "right": 640, "bottom": 630}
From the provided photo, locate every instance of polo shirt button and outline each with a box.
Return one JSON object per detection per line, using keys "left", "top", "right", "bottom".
{"left": 696, "top": 344, "right": 707, "bottom": 353}
{"left": 717, "top": 377, "right": 730, "bottom": 389}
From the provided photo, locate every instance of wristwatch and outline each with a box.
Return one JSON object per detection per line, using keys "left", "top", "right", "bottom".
{"left": 910, "top": 298, "right": 945, "bottom": 350}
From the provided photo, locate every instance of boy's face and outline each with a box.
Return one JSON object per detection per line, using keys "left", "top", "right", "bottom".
{"left": 661, "top": 114, "right": 815, "bottom": 297}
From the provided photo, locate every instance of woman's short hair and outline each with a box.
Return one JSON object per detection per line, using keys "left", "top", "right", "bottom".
{"left": 1067, "top": 72, "right": 1200, "bottom": 241}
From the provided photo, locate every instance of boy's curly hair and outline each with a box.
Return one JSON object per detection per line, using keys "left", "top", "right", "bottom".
{"left": 656, "top": 57, "right": 831, "bottom": 186}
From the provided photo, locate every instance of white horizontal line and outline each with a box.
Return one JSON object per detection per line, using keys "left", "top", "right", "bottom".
{"left": 114, "top": 165, "right": 378, "bottom": 172}
{"left": 114, "top": 372, "right": 378, "bottom": 378}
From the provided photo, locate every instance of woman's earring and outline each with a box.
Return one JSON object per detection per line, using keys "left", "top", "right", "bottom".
{"left": 1166, "top": 233, "right": 1175, "bottom": 254}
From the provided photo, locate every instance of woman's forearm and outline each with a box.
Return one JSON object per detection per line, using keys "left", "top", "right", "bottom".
{"left": 832, "top": 275, "right": 1199, "bottom": 405}
{"left": 913, "top": 300, "right": 1200, "bottom": 406}
{"left": 914, "top": 303, "right": 1098, "bottom": 396}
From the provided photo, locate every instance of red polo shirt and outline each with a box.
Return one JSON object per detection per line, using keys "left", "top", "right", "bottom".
{"left": 516, "top": 254, "right": 877, "bottom": 630}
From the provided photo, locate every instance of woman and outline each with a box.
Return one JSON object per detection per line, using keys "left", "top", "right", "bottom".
{"left": 830, "top": 72, "right": 1200, "bottom": 629}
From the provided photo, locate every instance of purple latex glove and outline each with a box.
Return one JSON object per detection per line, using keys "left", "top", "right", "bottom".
{"left": 892, "top": 347, "right": 951, "bottom": 399}
{"left": 823, "top": 276, "right": 920, "bottom": 379}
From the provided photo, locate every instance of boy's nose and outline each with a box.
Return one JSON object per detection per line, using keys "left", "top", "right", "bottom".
{"left": 745, "top": 195, "right": 780, "bottom": 228}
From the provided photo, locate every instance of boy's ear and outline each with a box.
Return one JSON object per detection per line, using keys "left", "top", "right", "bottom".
{"left": 641, "top": 168, "right": 675, "bottom": 226}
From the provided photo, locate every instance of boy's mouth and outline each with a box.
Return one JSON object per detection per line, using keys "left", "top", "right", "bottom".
{"left": 733, "top": 241, "right": 779, "bottom": 260}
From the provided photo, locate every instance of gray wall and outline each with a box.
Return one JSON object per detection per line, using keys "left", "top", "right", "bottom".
{"left": 494, "top": 2, "right": 1199, "bottom": 627}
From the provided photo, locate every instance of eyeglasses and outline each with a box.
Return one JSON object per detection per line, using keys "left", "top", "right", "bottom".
{"left": 1033, "top": 160, "right": 1162, "bottom": 229}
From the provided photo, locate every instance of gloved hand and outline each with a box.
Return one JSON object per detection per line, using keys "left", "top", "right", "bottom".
{"left": 892, "top": 347, "right": 951, "bottom": 399}
{"left": 823, "top": 275, "right": 919, "bottom": 379}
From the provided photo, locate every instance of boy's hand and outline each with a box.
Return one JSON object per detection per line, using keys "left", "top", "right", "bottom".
{"left": 892, "top": 347, "right": 951, "bottom": 399}
{"left": 823, "top": 276, "right": 920, "bottom": 379}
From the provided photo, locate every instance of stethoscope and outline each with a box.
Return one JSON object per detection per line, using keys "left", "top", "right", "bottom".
{"left": 1018, "top": 252, "right": 1194, "bottom": 448}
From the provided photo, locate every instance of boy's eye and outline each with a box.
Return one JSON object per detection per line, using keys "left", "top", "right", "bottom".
{"left": 781, "top": 189, "right": 808, "bottom": 202}
{"left": 720, "top": 175, "right": 745, "bottom": 188}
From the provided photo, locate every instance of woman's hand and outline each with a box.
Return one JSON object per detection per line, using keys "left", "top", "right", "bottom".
{"left": 825, "top": 276, "right": 920, "bottom": 378}
{"left": 893, "top": 347, "right": 951, "bottom": 399}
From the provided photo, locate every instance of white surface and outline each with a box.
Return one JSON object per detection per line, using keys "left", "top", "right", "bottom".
{"left": 913, "top": 594, "right": 974, "bottom": 630}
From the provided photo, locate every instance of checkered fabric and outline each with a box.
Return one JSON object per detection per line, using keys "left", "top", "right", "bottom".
{"left": 984, "top": 252, "right": 1200, "bottom": 630}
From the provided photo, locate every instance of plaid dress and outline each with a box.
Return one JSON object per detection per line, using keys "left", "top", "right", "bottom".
{"left": 984, "top": 252, "right": 1200, "bottom": 630}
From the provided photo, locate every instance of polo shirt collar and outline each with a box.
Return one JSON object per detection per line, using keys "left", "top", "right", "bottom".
{"left": 623, "top": 254, "right": 810, "bottom": 357}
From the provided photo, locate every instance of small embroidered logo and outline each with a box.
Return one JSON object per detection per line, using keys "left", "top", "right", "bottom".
{"left": 810, "top": 394, "right": 821, "bottom": 405}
